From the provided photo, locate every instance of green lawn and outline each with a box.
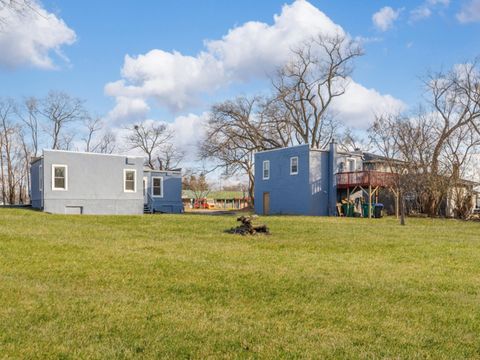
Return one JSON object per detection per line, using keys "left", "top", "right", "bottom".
{"left": 1, "top": 209, "right": 480, "bottom": 359}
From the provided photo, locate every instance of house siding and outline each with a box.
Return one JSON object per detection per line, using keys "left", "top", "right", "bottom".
{"left": 254, "top": 144, "right": 365, "bottom": 216}
{"left": 40, "top": 150, "right": 144, "bottom": 215}
{"left": 145, "top": 171, "right": 183, "bottom": 213}
{"left": 30, "top": 160, "right": 42, "bottom": 209}
{"left": 254, "top": 145, "right": 311, "bottom": 215}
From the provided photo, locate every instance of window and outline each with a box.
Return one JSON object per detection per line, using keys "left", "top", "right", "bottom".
{"left": 124, "top": 169, "right": 136, "bottom": 192}
{"left": 263, "top": 160, "right": 270, "bottom": 180}
{"left": 39, "top": 164, "right": 43, "bottom": 192}
{"left": 52, "top": 165, "right": 67, "bottom": 191}
{"left": 152, "top": 177, "right": 163, "bottom": 197}
{"left": 290, "top": 156, "right": 298, "bottom": 175}
{"left": 347, "top": 158, "right": 356, "bottom": 172}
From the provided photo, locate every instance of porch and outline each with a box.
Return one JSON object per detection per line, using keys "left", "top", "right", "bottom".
{"left": 336, "top": 171, "right": 399, "bottom": 218}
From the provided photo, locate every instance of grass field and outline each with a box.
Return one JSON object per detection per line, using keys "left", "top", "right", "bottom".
{"left": 1, "top": 209, "right": 480, "bottom": 359}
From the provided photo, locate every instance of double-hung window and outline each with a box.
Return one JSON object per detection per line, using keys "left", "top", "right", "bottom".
{"left": 52, "top": 165, "right": 67, "bottom": 191}
{"left": 290, "top": 156, "right": 299, "bottom": 175}
{"left": 152, "top": 177, "right": 163, "bottom": 197}
{"left": 263, "top": 160, "right": 270, "bottom": 180}
{"left": 124, "top": 169, "right": 136, "bottom": 192}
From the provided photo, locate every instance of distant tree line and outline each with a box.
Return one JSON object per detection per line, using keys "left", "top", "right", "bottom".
{"left": 0, "top": 91, "right": 182, "bottom": 205}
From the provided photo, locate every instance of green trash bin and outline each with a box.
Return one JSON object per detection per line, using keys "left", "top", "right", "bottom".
{"left": 342, "top": 203, "right": 355, "bottom": 217}
{"left": 342, "top": 203, "right": 348, "bottom": 216}
{"left": 349, "top": 204, "right": 355, "bottom": 217}
{"left": 362, "top": 204, "right": 372, "bottom": 217}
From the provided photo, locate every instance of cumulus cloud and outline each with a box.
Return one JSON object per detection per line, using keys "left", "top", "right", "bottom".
{"left": 106, "top": 0, "right": 404, "bottom": 132}
{"left": 372, "top": 6, "right": 402, "bottom": 31}
{"left": 105, "top": 96, "right": 150, "bottom": 125}
{"left": 331, "top": 80, "right": 405, "bottom": 129}
{"left": 0, "top": 0, "right": 76, "bottom": 69}
{"left": 456, "top": 0, "right": 480, "bottom": 23}
{"left": 105, "top": 0, "right": 345, "bottom": 112}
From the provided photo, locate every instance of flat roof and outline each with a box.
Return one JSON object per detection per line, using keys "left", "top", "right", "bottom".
{"left": 144, "top": 168, "right": 182, "bottom": 174}
{"left": 42, "top": 149, "right": 145, "bottom": 159}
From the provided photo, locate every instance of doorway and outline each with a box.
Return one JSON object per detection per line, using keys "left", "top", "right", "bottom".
{"left": 263, "top": 192, "right": 270, "bottom": 215}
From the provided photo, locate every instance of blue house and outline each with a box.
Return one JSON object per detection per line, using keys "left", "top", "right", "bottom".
{"left": 254, "top": 140, "right": 374, "bottom": 216}
{"left": 30, "top": 150, "right": 183, "bottom": 215}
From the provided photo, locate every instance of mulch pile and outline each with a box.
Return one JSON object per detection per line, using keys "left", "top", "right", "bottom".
{"left": 226, "top": 215, "right": 270, "bottom": 236}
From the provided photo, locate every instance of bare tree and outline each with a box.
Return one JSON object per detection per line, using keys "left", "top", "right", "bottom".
{"left": 0, "top": 0, "right": 35, "bottom": 28}
{"left": 95, "top": 131, "right": 116, "bottom": 154}
{"left": 201, "top": 96, "right": 291, "bottom": 205}
{"left": 0, "top": 99, "right": 29, "bottom": 204}
{"left": 125, "top": 122, "right": 173, "bottom": 169}
{"left": 40, "top": 91, "right": 85, "bottom": 150}
{"left": 338, "top": 128, "right": 372, "bottom": 153}
{"left": 82, "top": 115, "right": 102, "bottom": 152}
{"left": 421, "top": 60, "right": 480, "bottom": 215}
{"left": 156, "top": 143, "right": 184, "bottom": 170}
{"left": 185, "top": 173, "right": 210, "bottom": 201}
{"left": 17, "top": 97, "right": 40, "bottom": 156}
{"left": 271, "top": 34, "right": 363, "bottom": 148}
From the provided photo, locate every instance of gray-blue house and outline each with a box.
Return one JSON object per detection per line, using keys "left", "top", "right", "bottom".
{"left": 254, "top": 141, "right": 366, "bottom": 216}
{"left": 30, "top": 150, "right": 183, "bottom": 215}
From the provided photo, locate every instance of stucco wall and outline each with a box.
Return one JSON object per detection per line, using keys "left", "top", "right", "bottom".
{"left": 144, "top": 171, "right": 183, "bottom": 213}
{"left": 254, "top": 145, "right": 311, "bottom": 215}
{"left": 41, "top": 150, "right": 144, "bottom": 215}
{"left": 30, "top": 160, "right": 42, "bottom": 209}
{"left": 309, "top": 150, "right": 330, "bottom": 215}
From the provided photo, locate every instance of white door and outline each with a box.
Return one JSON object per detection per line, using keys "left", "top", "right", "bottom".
{"left": 143, "top": 176, "right": 148, "bottom": 205}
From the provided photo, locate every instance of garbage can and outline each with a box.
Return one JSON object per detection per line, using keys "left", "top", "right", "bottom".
{"left": 362, "top": 203, "right": 371, "bottom": 218}
{"left": 342, "top": 203, "right": 348, "bottom": 217}
{"left": 374, "top": 203, "right": 384, "bottom": 218}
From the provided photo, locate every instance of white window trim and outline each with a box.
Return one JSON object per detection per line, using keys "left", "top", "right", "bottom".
{"left": 51, "top": 164, "right": 68, "bottom": 191}
{"left": 346, "top": 158, "right": 357, "bottom": 172}
{"left": 151, "top": 176, "right": 164, "bottom": 198}
{"left": 290, "top": 156, "right": 299, "bottom": 175}
{"left": 262, "top": 160, "right": 270, "bottom": 180}
{"left": 123, "top": 169, "right": 137, "bottom": 193}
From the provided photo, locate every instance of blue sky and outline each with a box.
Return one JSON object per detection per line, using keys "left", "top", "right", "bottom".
{"left": 0, "top": 0, "right": 479, "bottom": 137}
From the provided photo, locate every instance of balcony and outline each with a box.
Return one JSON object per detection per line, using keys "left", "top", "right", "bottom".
{"left": 336, "top": 171, "right": 396, "bottom": 189}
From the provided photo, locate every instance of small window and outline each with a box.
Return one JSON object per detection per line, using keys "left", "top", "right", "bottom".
{"left": 124, "top": 169, "right": 136, "bottom": 192}
{"left": 347, "top": 158, "right": 356, "bottom": 172}
{"left": 263, "top": 160, "right": 270, "bottom": 180}
{"left": 290, "top": 156, "right": 298, "bottom": 175}
{"left": 152, "top": 177, "right": 163, "bottom": 197}
{"left": 52, "top": 165, "right": 67, "bottom": 191}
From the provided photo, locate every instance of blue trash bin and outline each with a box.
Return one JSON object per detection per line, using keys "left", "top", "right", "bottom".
{"left": 374, "top": 203, "right": 384, "bottom": 218}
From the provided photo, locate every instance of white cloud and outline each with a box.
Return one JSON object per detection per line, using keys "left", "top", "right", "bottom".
{"left": 105, "top": 0, "right": 345, "bottom": 113}
{"left": 169, "top": 113, "right": 208, "bottom": 162}
{"left": 427, "top": 0, "right": 450, "bottom": 6}
{"left": 409, "top": 0, "right": 450, "bottom": 22}
{"left": 0, "top": 0, "right": 76, "bottom": 69}
{"left": 456, "top": 0, "right": 480, "bottom": 23}
{"left": 410, "top": 6, "right": 432, "bottom": 21}
{"left": 372, "top": 6, "right": 402, "bottom": 31}
{"left": 105, "top": 0, "right": 404, "bottom": 134}
{"left": 105, "top": 96, "right": 150, "bottom": 125}
{"left": 332, "top": 80, "right": 405, "bottom": 129}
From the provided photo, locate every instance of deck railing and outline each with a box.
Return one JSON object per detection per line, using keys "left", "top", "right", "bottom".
{"left": 336, "top": 171, "right": 396, "bottom": 189}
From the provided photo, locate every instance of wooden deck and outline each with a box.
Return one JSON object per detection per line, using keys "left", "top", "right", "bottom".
{"left": 336, "top": 171, "right": 396, "bottom": 189}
